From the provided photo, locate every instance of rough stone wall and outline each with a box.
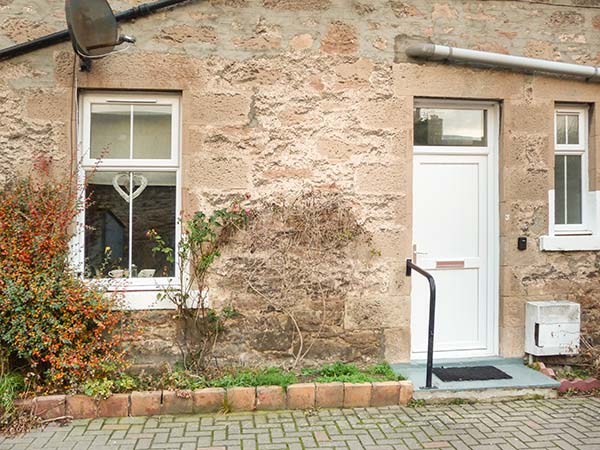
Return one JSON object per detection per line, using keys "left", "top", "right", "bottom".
{"left": 1, "top": 0, "right": 600, "bottom": 367}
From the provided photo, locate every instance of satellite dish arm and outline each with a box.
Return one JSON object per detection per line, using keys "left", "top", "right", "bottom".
{"left": 0, "top": 0, "right": 192, "bottom": 61}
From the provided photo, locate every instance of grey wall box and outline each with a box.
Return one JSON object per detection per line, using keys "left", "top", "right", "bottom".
{"left": 525, "top": 300, "right": 580, "bottom": 356}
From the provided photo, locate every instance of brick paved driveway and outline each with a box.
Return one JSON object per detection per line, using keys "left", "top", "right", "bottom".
{"left": 1, "top": 397, "right": 599, "bottom": 450}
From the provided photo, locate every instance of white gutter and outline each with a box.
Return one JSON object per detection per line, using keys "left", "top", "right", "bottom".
{"left": 406, "top": 43, "right": 600, "bottom": 80}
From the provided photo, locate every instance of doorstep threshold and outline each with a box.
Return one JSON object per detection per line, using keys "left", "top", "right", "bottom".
{"left": 391, "top": 357, "right": 560, "bottom": 397}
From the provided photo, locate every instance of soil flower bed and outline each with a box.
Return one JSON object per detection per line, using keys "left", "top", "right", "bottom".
{"left": 2, "top": 363, "right": 413, "bottom": 424}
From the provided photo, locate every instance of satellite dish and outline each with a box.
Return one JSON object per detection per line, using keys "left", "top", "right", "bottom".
{"left": 65, "top": 0, "right": 135, "bottom": 58}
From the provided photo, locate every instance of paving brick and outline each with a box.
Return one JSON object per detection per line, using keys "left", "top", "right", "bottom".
{"left": 344, "top": 383, "right": 372, "bottom": 408}
{"left": 162, "top": 390, "right": 194, "bottom": 414}
{"left": 286, "top": 383, "right": 315, "bottom": 410}
{"left": 3, "top": 397, "right": 599, "bottom": 449}
{"left": 371, "top": 381, "right": 401, "bottom": 407}
{"left": 399, "top": 380, "right": 414, "bottom": 405}
{"left": 256, "top": 386, "right": 286, "bottom": 411}
{"left": 227, "top": 387, "right": 256, "bottom": 412}
{"left": 130, "top": 391, "right": 162, "bottom": 417}
{"left": 96, "top": 394, "right": 129, "bottom": 418}
{"left": 316, "top": 382, "right": 344, "bottom": 409}
{"left": 33, "top": 395, "right": 67, "bottom": 420}
{"left": 193, "top": 387, "right": 225, "bottom": 413}
{"left": 66, "top": 395, "right": 97, "bottom": 419}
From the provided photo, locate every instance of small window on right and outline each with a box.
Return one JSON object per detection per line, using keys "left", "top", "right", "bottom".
{"left": 554, "top": 106, "right": 588, "bottom": 233}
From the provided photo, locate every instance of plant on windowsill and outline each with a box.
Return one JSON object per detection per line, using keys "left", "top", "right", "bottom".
{"left": 147, "top": 200, "right": 250, "bottom": 372}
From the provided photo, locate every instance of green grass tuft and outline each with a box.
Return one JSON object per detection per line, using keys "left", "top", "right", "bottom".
{"left": 0, "top": 373, "right": 25, "bottom": 426}
{"left": 210, "top": 367, "right": 297, "bottom": 388}
{"left": 312, "top": 362, "right": 405, "bottom": 383}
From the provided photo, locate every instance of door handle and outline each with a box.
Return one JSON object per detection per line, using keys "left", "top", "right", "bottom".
{"left": 412, "top": 244, "right": 428, "bottom": 261}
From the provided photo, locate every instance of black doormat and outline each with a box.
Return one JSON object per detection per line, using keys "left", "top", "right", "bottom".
{"left": 432, "top": 365, "right": 513, "bottom": 382}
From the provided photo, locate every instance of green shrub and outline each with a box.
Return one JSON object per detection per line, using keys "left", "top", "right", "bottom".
{"left": 0, "top": 177, "right": 132, "bottom": 391}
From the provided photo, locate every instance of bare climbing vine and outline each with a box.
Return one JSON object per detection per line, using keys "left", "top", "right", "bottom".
{"left": 231, "top": 190, "right": 369, "bottom": 369}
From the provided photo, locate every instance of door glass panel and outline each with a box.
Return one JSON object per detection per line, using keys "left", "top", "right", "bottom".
{"left": 85, "top": 171, "right": 130, "bottom": 278}
{"left": 131, "top": 171, "right": 177, "bottom": 277}
{"left": 90, "top": 104, "right": 131, "bottom": 159}
{"left": 132, "top": 105, "right": 172, "bottom": 159}
{"left": 414, "top": 108, "right": 487, "bottom": 146}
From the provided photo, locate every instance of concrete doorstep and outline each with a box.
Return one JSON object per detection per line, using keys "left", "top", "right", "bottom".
{"left": 15, "top": 381, "right": 414, "bottom": 420}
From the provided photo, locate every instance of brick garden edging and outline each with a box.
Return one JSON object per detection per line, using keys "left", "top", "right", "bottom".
{"left": 16, "top": 381, "right": 414, "bottom": 420}
{"left": 536, "top": 363, "right": 600, "bottom": 394}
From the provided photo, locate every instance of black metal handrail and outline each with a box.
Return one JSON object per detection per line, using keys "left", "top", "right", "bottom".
{"left": 406, "top": 258, "right": 437, "bottom": 389}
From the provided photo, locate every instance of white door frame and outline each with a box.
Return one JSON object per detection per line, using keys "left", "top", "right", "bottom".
{"left": 411, "top": 99, "right": 500, "bottom": 360}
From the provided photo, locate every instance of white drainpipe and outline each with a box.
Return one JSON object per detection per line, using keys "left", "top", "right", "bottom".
{"left": 406, "top": 43, "right": 600, "bottom": 80}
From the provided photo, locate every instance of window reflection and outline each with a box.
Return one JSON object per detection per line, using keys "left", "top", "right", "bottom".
{"left": 414, "top": 108, "right": 487, "bottom": 146}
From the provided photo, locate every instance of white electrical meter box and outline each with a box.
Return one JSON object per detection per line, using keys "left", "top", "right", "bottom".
{"left": 525, "top": 301, "right": 580, "bottom": 356}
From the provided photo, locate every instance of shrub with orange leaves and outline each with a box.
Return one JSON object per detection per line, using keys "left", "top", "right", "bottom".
{"left": 0, "top": 177, "right": 131, "bottom": 391}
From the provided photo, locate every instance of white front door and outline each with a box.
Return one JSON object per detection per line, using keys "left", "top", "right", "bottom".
{"left": 411, "top": 101, "right": 499, "bottom": 360}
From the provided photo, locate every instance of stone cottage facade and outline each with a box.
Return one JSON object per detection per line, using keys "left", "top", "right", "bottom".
{"left": 1, "top": 0, "right": 600, "bottom": 367}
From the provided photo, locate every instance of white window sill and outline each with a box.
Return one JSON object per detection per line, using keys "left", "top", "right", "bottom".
{"left": 118, "top": 291, "right": 176, "bottom": 310}
{"left": 86, "top": 278, "right": 180, "bottom": 310}
{"left": 540, "top": 234, "right": 600, "bottom": 251}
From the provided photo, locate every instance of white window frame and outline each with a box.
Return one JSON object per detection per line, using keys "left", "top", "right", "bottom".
{"left": 542, "top": 105, "right": 600, "bottom": 251}
{"left": 73, "top": 91, "right": 182, "bottom": 307}
{"left": 413, "top": 98, "right": 492, "bottom": 155}
{"left": 553, "top": 106, "right": 588, "bottom": 234}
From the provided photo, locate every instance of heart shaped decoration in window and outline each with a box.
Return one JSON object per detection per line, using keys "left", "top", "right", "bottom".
{"left": 111, "top": 173, "right": 148, "bottom": 203}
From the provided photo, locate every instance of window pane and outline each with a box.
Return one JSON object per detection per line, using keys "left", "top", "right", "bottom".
{"left": 567, "top": 115, "right": 579, "bottom": 145}
{"left": 556, "top": 114, "right": 566, "bottom": 145}
{"left": 555, "top": 155, "right": 566, "bottom": 225}
{"left": 414, "top": 108, "right": 487, "bottom": 146}
{"left": 566, "top": 155, "right": 582, "bottom": 224}
{"left": 132, "top": 172, "right": 177, "bottom": 278}
{"left": 132, "top": 105, "right": 172, "bottom": 159}
{"left": 85, "top": 171, "right": 130, "bottom": 278}
{"left": 90, "top": 104, "right": 131, "bottom": 159}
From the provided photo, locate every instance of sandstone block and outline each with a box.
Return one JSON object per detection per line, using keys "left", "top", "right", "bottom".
{"left": 359, "top": 97, "right": 410, "bottom": 130}
{"left": 289, "top": 34, "right": 313, "bottom": 51}
{"left": 162, "top": 390, "right": 193, "bottom": 415}
{"left": 343, "top": 383, "right": 371, "bottom": 408}
{"left": 33, "top": 395, "right": 66, "bottom": 420}
{"left": 193, "top": 388, "right": 225, "bottom": 413}
{"left": 321, "top": 21, "right": 357, "bottom": 55}
{"left": 315, "top": 382, "right": 344, "bottom": 408}
{"left": 384, "top": 327, "right": 411, "bottom": 363}
{"left": 355, "top": 163, "right": 406, "bottom": 194}
{"left": 227, "top": 387, "right": 256, "bottom": 412}
{"left": 97, "top": 394, "right": 129, "bottom": 418}
{"left": 188, "top": 156, "right": 250, "bottom": 190}
{"left": 264, "top": 0, "right": 330, "bottom": 10}
{"left": 371, "top": 381, "right": 401, "bottom": 407}
{"left": 130, "top": 391, "right": 162, "bottom": 417}
{"left": 286, "top": 383, "right": 315, "bottom": 409}
{"left": 188, "top": 93, "right": 251, "bottom": 127}
{"left": 399, "top": 380, "right": 414, "bottom": 405}
{"left": 256, "top": 386, "right": 286, "bottom": 411}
